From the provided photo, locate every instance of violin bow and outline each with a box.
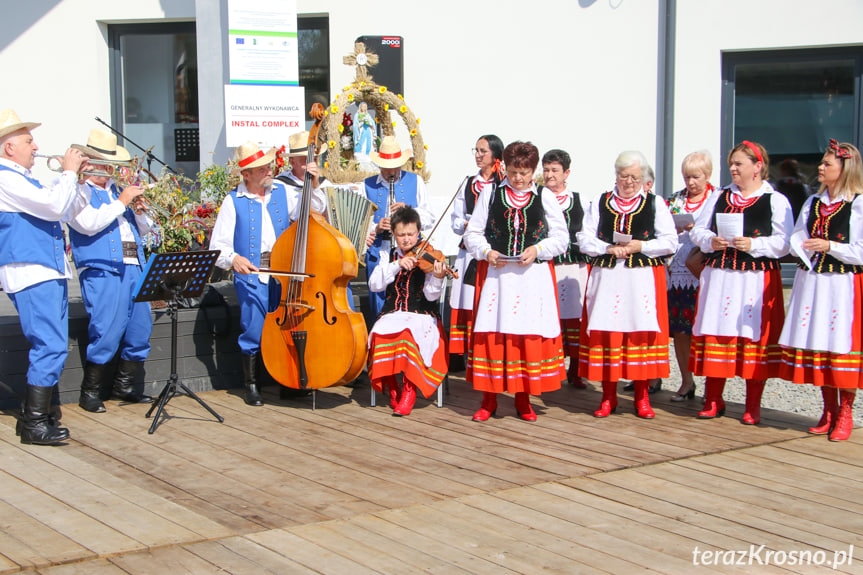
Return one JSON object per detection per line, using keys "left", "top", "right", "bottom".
{"left": 413, "top": 175, "right": 470, "bottom": 256}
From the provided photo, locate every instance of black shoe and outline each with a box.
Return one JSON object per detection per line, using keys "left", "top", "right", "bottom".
{"left": 111, "top": 358, "right": 154, "bottom": 404}
{"left": 242, "top": 353, "right": 264, "bottom": 406}
{"left": 79, "top": 361, "right": 107, "bottom": 413}
{"left": 21, "top": 384, "right": 70, "bottom": 445}
{"left": 622, "top": 381, "right": 635, "bottom": 392}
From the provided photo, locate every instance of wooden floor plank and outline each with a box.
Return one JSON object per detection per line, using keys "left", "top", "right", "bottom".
{"left": 107, "top": 545, "right": 225, "bottom": 574}
{"left": 36, "top": 558, "right": 129, "bottom": 575}
{"left": 246, "top": 528, "right": 382, "bottom": 575}
{"left": 753, "top": 443, "right": 863, "bottom": 484}
{"left": 183, "top": 537, "right": 319, "bottom": 575}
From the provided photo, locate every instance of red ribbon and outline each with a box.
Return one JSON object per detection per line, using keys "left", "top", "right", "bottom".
{"left": 377, "top": 150, "right": 403, "bottom": 160}
{"left": 238, "top": 149, "right": 265, "bottom": 168}
{"left": 741, "top": 140, "right": 763, "bottom": 164}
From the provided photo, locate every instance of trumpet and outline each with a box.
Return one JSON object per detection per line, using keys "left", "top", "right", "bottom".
{"left": 36, "top": 153, "right": 130, "bottom": 177}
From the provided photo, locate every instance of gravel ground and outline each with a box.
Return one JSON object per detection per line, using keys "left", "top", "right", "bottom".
{"left": 638, "top": 340, "right": 863, "bottom": 427}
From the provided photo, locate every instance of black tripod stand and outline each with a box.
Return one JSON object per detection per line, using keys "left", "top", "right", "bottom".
{"left": 135, "top": 251, "right": 223, "bottom": 434}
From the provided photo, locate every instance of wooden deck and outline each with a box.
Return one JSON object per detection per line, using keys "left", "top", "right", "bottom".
{"left": 0, "top": 375, "right": 861, "bottom": 574}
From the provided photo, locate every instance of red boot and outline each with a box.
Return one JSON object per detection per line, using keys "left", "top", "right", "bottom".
{"left": 472, "top": 392, "right": 498, "bottom": 422}
{"left": 593, "top": 381, "right": 618, "bottom": 418}
{"left": 829, "top": 390, "right": 856, "bottom": 442}
{"left": 633, "top": 380, "right": 656, "bottom": 419}
{"left": 392, "top": 380, "right": 416, "bottom": 417}
{"left": 514, "top": 392, "right": 537, "bottom": 421}
{"left": 742, "top": 380, "right": 765, "bottom": 425}
{"left": 697, "top": 377, "right": 726, "bottom": 419}
{"left": 382, "top": 376, "right": 400, "bottom": 410}
{"left": 809, "top": 386, "right": 838, "bottom": 435}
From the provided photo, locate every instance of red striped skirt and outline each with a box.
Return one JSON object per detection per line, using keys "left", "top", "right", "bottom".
{"left": 689, "top": 268, "right": 784, "bottom": 380}
{"left": 368, "top": 327, "right": 448, "bottom": 398}
{"left": 780, "top": 272, "right": 863, "bottom": 389}
{"left": 561, "top": 317, "right": 581, "bottom": 359}
{"left": 578, "top": 266, "right": 670, "bottom": 382}
{"left": 448, "top": 307, "right": 473, "bottom": 355}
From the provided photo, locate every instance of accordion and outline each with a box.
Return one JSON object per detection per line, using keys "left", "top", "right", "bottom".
{"left": 326, "top": 186, "right": 378, "bottom": 265}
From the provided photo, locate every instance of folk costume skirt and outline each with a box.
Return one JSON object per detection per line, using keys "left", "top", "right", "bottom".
{"left": 779, "top": 270, "right": 863, "bottom": 389}
{"left": 578, "top": 265, "right": 670, "bottom": 382}
{"left": 466, "top": 261, "right": 565, "bottom": 395}
{"left": 448, "top": 248, "right": 475, "bottom": 354}
{"left": 556, "top": 262, "right": 588, "bottom": 360}
{"left": 689, "top": 267, "right": 784, "bottom": 380}
{"left": 368, "top": 324, "right": 448, "bottom": 398}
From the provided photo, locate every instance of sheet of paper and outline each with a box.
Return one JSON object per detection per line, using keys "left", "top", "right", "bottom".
{"left": 672, "top": 213, "right": 695, "bottom": 228}
{"left": 715, "top": 213, "right": 743, "bottom": 241}
{"left": 496, "top": 255, "right": 523, "bottom": 262}
{"left": 613, "top": 231, "right": 633, "bottom": 244}
{"left": 790, "top": 231, "right": 814, "bottom": 271}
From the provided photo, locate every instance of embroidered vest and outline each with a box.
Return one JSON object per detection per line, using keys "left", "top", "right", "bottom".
{"left": 592, "top": 192, "right": 663, "bottom": 268}
{"left": 0, "top": 165, "right": 66, "bottom": 273}
{"left": 69, "top": 181, "right": 146, "bottom": 272}
{"left": 801, "top": 197, "right": 862, "bottom": 274}
{"left": 483, "top": 185, "right": 549, "bottom": 257}
{"left": 705, "top": 188, "right": 780, "bottom": 271}
{"left": 378, "top": 258, "right": 440, "bottom": 319}
{"left": 553, "top": 192, "right": 589, "bottom": 265}
{"left": 230, "top": 182, "right": 292, "bottom": 284}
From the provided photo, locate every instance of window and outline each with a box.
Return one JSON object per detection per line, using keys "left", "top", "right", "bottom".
{"left": 722, "top": 47, "right": 862, "bottom": 216}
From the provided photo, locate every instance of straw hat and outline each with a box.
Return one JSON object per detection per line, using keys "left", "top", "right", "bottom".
{"left": 0, "top": 108, "right": 41, "bottom": 140}
{"left": 370, "top": 136, "right": 412, "bottom": 169}
{"left": 72, "top": 129, "right": 131, "bottom": 162}
{"left": 234, "top": 141, "right": 276, "bottom": 170}
{"left": 286, "top": 131, "right": 312, "bottom": 157}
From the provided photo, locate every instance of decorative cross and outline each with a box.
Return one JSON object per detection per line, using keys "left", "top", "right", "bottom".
{"left": 343, "top": 42, "right": 380, "bottom": 83}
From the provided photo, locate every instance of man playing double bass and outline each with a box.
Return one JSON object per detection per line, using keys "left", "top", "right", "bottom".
{"left": 209, "top": 141, "right": 327, "bottom": 406}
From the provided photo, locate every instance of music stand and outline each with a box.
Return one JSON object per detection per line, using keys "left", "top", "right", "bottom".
{"left": 135, "top": 250, "right": 224, "bottom": 434}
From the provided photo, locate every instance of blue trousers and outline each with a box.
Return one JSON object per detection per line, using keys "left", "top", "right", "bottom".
{"left": 79, "top": 265, "right": 152, "bottom": 364}
{"left": 235, "top": 277, "right": 268, "bottom": 355}
{"left": 365, "top": 241, "right": 386, "bottom": 317}
{"left": 7, "top": 279, "right": 68, "bottom": 387}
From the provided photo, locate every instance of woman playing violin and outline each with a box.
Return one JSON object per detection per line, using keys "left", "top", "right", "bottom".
{"left": 463, "top": 141, "right": 569, "bottom": 422}
{"left": 367, "top": 207, "right": 449, "bottom": 416}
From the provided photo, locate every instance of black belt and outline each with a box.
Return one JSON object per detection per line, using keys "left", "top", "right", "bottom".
{"left": 260, "top": 251, "right": 271, "bottom": 268}
{"left": 122, "top": 242, "right": 139, "bottom": 259}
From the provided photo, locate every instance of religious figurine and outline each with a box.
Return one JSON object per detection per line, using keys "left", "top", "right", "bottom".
{"left": 353, "top": 102, "right": 376, "bottom": 160}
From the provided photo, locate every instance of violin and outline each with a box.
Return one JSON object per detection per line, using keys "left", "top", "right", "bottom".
{"left": 407, "top": 239, "right": 458, "bottom": 279}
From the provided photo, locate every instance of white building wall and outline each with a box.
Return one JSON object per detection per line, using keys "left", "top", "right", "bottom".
{"left": 301, "top": 0, "right": 661, "bottom": 202}
{"left": 672, "top": 0, "right": 863, "bottom": 193}
{"left": 0, "top": 0, "right": 195, "bottom": 182}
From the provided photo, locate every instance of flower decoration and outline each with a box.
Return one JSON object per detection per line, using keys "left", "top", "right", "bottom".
{"left": 410, "top": 129, "right": 417, "bottom": 136}
{"left": 330, "top": 104, "right": 339, "bottom": 114}
{"left": 416, "top": 161, "right": 424, "bottom": 168}
{"left": 399, "top": 105, "right": 407, "bottom": 113}
{"left": 379, "top": 86, "right": 387, "bottom": 94}
{"left": 338, "top": 124, "right": 344, "bottom": 133}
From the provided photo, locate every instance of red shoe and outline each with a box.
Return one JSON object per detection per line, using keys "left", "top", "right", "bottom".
{"left": 697, "top": 378, "right": 726, "bottom": 419}
{"left": 633, "top": 380, "right": 655, "bottom": 419}
{"left": 514, "top": 392, "right": 537, "bottom": 421}
{"left": 809, "top": 386, "right": 838, "bottom": 435}
{"left": 829, "top": 390, "right": 856, "bottom": 442}
{"left": 472, "top": 392, "right": 498, "bottom": 422}
{"left": 593, "top": 381, "right": 618, "bottom": 418}
{"left": 382, "top": 377, "right": 400, "bottom": 410}
{"left": 741, "top": 380, "right": 765, "bottom": 425}
{"left": 392, "top": 381, "right": 416, "bottom": 417}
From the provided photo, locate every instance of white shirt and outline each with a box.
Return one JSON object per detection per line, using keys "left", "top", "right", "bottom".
{"left": 451, "top": 171, "right": 496, "bottom": 236}
{"left": 68, "top": 179, "right": 155, "bottom": 266}
{"left": 0, "top": 157, "right": 90, "bottom": 292}
{"left": 463, "top": 178, "right": 569, "bottom": 261}
{"left": 209, "top": 180, "right": 326, "bottom": 271}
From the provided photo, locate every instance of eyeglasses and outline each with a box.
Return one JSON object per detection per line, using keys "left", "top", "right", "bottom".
{"left": 617, "top": 174, "right": 642, "bottom": 183}
{"left": 472, "top": 148, "right": 489, "bottom": 156}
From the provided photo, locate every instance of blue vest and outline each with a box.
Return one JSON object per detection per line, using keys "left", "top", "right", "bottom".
{"left": 230, "top": 182, "right": 292, "bottom": 284}
{"left": 69, "top": 181, "right": 146, "bottom": 273}
{"left": 365, "top": 171, "right": 419, "bottom": 225}
{"left": 0, "top": 165, "right": 66, "bottom": 273}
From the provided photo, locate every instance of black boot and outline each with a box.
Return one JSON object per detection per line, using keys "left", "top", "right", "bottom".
{"left": 21, "top": 384, "right": 70, "bottom": 445}
{"left": 111, "top": 358, "right": 153, "bottom": 404}
{"left": 79, "top": 361, "right": 107, "bottom": 413}
{"left": 242, "top": 353, "right": 263, "bottom": 406}
{"left": 16, "top": 398, "right": 61, "bottom": 436}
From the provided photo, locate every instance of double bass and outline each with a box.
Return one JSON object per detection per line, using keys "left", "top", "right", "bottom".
{"left": 261, "top": 136, "right": 368, "bottom": 389}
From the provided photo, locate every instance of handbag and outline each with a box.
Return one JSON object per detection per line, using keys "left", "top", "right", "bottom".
{"left": 685, "top": 246, "right": 707, "bottom": 279}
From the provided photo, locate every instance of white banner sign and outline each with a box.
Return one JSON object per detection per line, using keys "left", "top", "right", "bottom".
{"left": 224, "top": 84, "right": 305, "bottom": 147}
{"left": 228, "top": 0, "right": 298, "bottom": 85}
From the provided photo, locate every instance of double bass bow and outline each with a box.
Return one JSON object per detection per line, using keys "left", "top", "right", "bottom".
{"left": 261, "top": 133, "right": 368, "bottom": 390}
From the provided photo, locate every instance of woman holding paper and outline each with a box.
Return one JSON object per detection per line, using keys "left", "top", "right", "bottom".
{"left": 689, "top": 141, "right": 793, "bottom": 424}
{"left": 577, "top": 151, "right": 678, "bottom": 419}
{"left": 462, "top": 141, "right": 569, "bottom": 422}
{"left": 778, "top": 140, "right": 863, "bottom": 441}
{"left": 665, "top": 151, "right": 717, "bottom": 401}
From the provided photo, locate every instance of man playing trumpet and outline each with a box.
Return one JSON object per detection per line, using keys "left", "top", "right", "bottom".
{"left": 0, "top": 108, "right": 90, "bottom": 445}
{"left": 68, "top": 129, "right": 157, "bottom": 413}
